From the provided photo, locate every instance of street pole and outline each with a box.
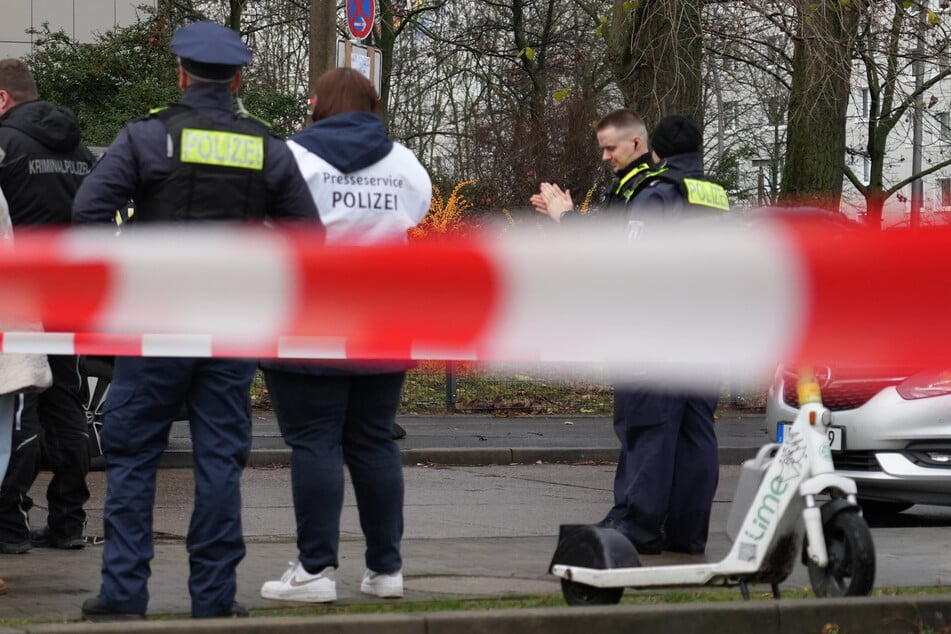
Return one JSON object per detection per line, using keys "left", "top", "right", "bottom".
{"left": 911, "top": 2, "right": 926, "bottom": 229}
{"left": 309, "top": 0, "right": 338, "bottom": 95}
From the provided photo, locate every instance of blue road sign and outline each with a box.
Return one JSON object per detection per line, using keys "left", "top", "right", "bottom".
{"left": 347, "top": 0, "right": 374, "bottom": 40}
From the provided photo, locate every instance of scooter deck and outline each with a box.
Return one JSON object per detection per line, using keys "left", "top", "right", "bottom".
{"left": 552, "top": 559, "right": 760, "bottom": 589}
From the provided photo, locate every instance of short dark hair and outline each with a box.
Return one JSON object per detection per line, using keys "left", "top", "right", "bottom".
{"left": 596, "top": 108, "right": 645, "bottom": 132}
{"left": 0, "top": 59, "right": 38, "bottom": 102}
{"left": 310, "top": 68, "right": 380, "bottom": 123}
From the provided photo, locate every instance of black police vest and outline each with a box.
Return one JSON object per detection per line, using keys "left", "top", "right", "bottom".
{"left": 136, "top": 104, "right": 269, "bottom": 223}
{"left": 642, "top": 168, "right": 730, "bottom": 214}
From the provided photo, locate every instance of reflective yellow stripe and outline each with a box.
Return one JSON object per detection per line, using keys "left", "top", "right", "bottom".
{"left": 615, "top": 162, "right": 651, "bottom": 195}
{"left": 179, "top": 128, "right": 264, "bottom": 170}
{"left": 683, "top": 178, "right": 729, "bottom": 211}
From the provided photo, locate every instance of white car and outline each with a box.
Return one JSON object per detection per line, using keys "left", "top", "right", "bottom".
{"left": 766, "top": 365, "right": 951, "bottom": 515}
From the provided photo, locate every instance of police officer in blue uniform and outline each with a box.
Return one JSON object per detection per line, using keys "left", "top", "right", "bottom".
{"left": 72, "top": 21, "right": 320, "bottom": 621}
{"left": 610, "top": 114, "right": 727, "bottom": 556}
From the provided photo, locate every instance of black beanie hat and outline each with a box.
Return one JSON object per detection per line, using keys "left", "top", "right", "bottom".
{"left": 650, "top": 114, "right": 702, "bottom": 158}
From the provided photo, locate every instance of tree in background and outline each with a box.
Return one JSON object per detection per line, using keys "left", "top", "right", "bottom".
{"left": 27, "top": 14, "right": 179, "bottom": 146}
{"left": 603, "top": 0, "right": 705, "bottom": 128}
{"left": 843, "top": 1, "right": 951, "bottom": 227}
{"left": 28, "top": 2, "right": 308, "bottom": 146}
{"left": 780, "top": 0, "right": 862, "bottom": 209}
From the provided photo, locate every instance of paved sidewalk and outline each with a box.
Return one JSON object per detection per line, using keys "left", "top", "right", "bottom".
{"left": 3, "top": 411, "right": 949, "bottom": 632}
{"left": 159, "top": 409, "right": 772, "bottom": 468}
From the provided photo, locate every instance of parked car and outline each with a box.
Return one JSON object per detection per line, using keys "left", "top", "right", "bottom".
{"left": 766, "top": 365, "right": 951, "bottom": 515}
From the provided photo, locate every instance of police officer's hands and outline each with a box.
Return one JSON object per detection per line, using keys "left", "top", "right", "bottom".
{"left": 530, "top": 182, "right": 574, "bottom": 222}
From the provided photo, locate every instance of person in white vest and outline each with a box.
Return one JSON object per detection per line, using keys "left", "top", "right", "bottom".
{"left": 259, "top": 67, "right": 432, "bottom": 603}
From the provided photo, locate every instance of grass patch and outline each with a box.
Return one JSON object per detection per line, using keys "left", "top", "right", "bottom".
{"left": 251, "top": 363, "right": 768, "bottom": 416}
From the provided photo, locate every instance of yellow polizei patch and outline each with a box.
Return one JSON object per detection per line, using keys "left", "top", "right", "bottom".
{"left": 180, "top": 128, "right": 264, "bottom": 170}
{"left": 684, "top": 178, "right": 729, "bottom": 211}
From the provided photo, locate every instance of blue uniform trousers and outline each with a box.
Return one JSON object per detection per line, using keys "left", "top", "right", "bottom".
{"left": 609, "top": 387, "right": 719, "bottom": 554}
{"left": 98, "top": 357, "right": 254, "bottom": 617}
{"left": 262, "top": 369, "right": 405, "bottom": 574}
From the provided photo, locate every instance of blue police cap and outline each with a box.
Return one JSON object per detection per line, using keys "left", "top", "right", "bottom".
{"left": 171, "top": 21, "right": 252, "bottom": 81}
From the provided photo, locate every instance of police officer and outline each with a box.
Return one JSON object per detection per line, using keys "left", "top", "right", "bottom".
{"left": 611, "top": 114, "right": 727, "bottom": 556}
{"left": 530, "top": 108, "right": 654, "bottom": 223}
{"left": 0, "top": 58, "right": 94, "bottom": 554}
{"left": 72, "top": 21, "right": 320, "bottom": 621}
{"left": 632, "top": 114, "right": 730, "bottom": 222}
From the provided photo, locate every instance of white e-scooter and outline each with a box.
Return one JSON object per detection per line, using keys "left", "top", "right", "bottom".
{"left": 549, "top": 369, "right": 876, "bottom": 604}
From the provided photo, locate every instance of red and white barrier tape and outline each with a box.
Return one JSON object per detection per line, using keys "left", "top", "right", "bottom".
{"left": 1, "top": 219, "right": 949, "bottom": 380}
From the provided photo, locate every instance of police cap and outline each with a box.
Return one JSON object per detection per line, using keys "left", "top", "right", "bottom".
{"left": 171, "top": 21, "right": 252, "bottom": 82}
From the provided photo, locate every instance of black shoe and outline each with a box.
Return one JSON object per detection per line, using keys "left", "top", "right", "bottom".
{"left": 665, "top": 543, "right": 706, "bottom": 555}
{"left": 392, "top": 423, "right": 407, "bottom": 440}
{"left": 0, "top": 538, "right": 32, "bottom": 554}
{"left": 31, "top": 527, "right": 85, "bottom": 550}
{"left": 230, "top": 601, "right": 249, "bottom": 618}
{"left": 196, "top": 601, "right": 249, "bottom": 619}
{"left": 81, "top": 596, "right": 145, "bottom": 622}
{"left": 615, "top": 531, "right": 663, "bottom": 555}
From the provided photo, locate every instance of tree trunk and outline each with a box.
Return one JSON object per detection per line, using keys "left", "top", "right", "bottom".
{"left": 780, "top": 0, "right": 861, "bottom": 209}
{"left": 309, "top": 0, "right": 337, "bottom": 95}
{"left": 864, "top": 188, "right": 886, "bottom": 229}
{"left": 375, "top": 0, "right": 396, "bottom": 121}
{"left": 605, "top": 0, "right": 703, "bottom": 129}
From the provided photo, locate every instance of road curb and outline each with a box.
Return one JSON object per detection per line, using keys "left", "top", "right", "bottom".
{"left": 156, "top": 447, "right": 760, "bottom": 469}
{"left": 16, "top": 595, "right": 951, "bottom": 633}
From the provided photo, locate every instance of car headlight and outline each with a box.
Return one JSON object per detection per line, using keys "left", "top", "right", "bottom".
{"left": 896, "top": 370, "right": 951, "bottom": 400}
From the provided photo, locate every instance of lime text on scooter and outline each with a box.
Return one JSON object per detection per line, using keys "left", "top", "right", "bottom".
{"left": 742, "top": 476, "right": 789, "bottom": 541}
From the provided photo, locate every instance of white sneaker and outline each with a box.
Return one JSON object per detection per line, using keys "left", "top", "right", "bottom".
{"left": 360, "top": 568, "right": 404, "bottom": 598}
{"left": 260, "top": 561, "right": 337, "bottom": 603}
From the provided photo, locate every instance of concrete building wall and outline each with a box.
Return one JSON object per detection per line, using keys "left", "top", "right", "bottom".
{"left": 0, "top": 0, "right": 156, "bottom": 59}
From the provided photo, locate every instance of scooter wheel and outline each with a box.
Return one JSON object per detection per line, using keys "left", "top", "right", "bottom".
{"left": 807, "top": 511, "right": 875, "bottom": 597}
{"left": 561, "top": 579, "right": 624, "bottom": 606}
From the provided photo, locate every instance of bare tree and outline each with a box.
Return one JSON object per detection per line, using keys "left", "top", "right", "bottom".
{"left": 843, "top": 0, "right": 951, "bottom": 227}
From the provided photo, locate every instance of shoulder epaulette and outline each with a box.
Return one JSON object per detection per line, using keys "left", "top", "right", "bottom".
{"left": 238, "top": 111, "right": 272, "bottom": 129}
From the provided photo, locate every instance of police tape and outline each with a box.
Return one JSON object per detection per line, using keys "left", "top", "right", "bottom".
{"left": 1, "top": 219, "right": 949, "bottom": 380}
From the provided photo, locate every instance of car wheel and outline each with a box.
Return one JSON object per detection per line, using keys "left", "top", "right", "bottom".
{"left": 857, "top": 499, "right": 913, "bottom": 517}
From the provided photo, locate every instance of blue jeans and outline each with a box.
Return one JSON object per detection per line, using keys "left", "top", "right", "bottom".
{"left": 99, "top": 357, "right": 254, "bottom": 617}
{"left": 263, "top": 369, "right": 405, "bottom": 574}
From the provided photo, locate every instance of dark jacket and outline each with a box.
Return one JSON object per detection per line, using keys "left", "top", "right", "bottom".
{"left": 291, "top": 110, "right": 393, "bottom": 173}
{"left": 603, "top": 154, "right": 655, "bottom": 210}
{"left": 561, "top": 153, "right": 654, "bottom": 225}
{"left": 72, "top": 82, "right": 319, "bottom": 225}
{"left": 632, "top": 151, "right": 722, "bottom": 214}
{"left": 0, "top": 100, "right": 94, "bottom": 226}
{"left": 624, "top": 152, "right": 730, "bottom": 240}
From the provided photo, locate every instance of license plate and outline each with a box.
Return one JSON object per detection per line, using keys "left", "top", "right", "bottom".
{"left": 777, "top": 422, "right": 844, "bottom": 451}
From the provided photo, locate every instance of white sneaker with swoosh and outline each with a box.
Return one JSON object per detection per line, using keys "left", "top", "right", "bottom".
{"left": 260, "top": 561, "right": 336, "bottom": 603}
{"left": 360, "top": 568, "right": 403, "bottom": 598}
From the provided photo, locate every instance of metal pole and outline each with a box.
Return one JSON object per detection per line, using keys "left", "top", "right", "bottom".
{"left": 445, "top": 361, "right": 457, "bottom": 413}
{"left": 911, "top": 2, "right": 926, "bottom": 229}
{"left": 309, "top": 0, "right": 337, "bottom": 95}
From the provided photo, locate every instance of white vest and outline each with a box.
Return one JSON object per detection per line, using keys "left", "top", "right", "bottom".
{"left": 288, "top": 140, "right": 432, "bottom": 245}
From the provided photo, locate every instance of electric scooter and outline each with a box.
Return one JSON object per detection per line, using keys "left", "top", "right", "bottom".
{"left": 549, "top": 368, "right": 876, "bottom": 604}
